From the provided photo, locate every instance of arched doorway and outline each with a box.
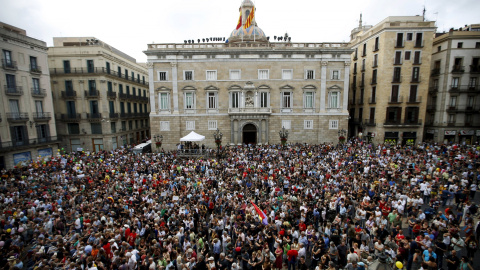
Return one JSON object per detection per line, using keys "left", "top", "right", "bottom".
{"left": 243, "top": 124, "right": 257, "bottom": 145}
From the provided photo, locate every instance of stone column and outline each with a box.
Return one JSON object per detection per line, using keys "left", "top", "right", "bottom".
{"left": 343, "top": 62, "right": 350, "bottom": 113}
{"left": 231, "top": 120, "right": 235, "bottom": 144}
{"left": 320, "top": 61, "right": 328, "bottom": 112}
{"left": 147, "top": 62, "right": 156, "bottom": 113}
{"left": 171, "top": 62, "right": 179, "bottom": 113}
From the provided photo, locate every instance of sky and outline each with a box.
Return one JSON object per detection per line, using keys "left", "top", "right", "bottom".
{"left": 1, "top": 0, "right": 479, "bottom": 63}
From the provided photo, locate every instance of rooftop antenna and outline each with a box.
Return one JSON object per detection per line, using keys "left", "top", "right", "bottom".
{"left": 423, "top": 6, "right": 426, "bottom": 21}
{"left": 359, "top": 13, "right": 363, "bottom": 28}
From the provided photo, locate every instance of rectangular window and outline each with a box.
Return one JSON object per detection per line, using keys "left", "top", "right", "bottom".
{"left": 386, "top": 107, "right": 402, "bottom": 123}
{"left": 372, "top": 70, "right": 377, "bottom": 84}
{"left": 111, "top": 122, "right": 116, "bottom": 133}
{"left": 32, "top": 78, "right": 40, "bottom": 91}
{"left": 450, "top": 96, "right": 457, "bottom": 107}
{"left": 125, "top": 69, "right": 128, "bottom": 79}
{"left": 282, "top": 120, "right": 291, "bottom": 129}
{"left": 67, "top": 123, "right": 80, "bottom": 135}
{"left": 106, "top": 62, "right": 110, "bottom": 74}
{"left": 305, "top": 70, "right": 314, "bottom": 79}
{"left": 405, "top": 107, "right": 419, "bottom": 123}
{"left": 304, "top": 120, "right": 313, "bottom": 129}
{"left": 374, "top": 37, "right": 379, "bottom": 51}
{"left": 258, "top": 69, "right": 269, "bottom": 80}
{"left": 371, "top": 86, "right": 376, "bottom": 103}
{"left": 329, "top": 92, "right": 339, "bottom": 108}
{"left": 87, "top": 60, "right": 94, "bottom": 73}
{"left": 3, "top": 50, "right": 13, "bottom": 65}
{"left": 469, "top": 77, "right": 477, "bottom": 88}
{"left": 231, "top": 92, "right": 239, "bottom": 108}
{"left": 63, "top": 60, "right": 71, "bottom": 73}
{"left": 282, "top": 69, "right": 293, "bottom": 80}
{"left": 129, "top": 121, "right": 133, "bottom": 130}
{"left": 206, "top": 70, "right": 217, "bottom": 81}
{"left": 186, "top": 121, "right": 195, "bottom": 130}
{"left": 362, "top": 43, "right": 367, "bottom": 56}
{"left": 282, "top": 92, "right": 291, "bottom": 108}
{"left": 229, "top": 70, "right": 241, "bottom": 80}
{"left": 412, "top": 67, "right": 420, "bottom": 82}
{"left": 208, "top": 120, "right": 218, "bottom": 130}
{"left": 393, "top": 67, "right": 401, "bottom": 82}
{"left": 329, "top": 120, "right": 339, "bottom": 129}
{"left": 30, "top": 56, "right": 38, "bottom": 71}
{"left": 457, "top": 42, "right": 463, "bottom": 48}
{"left": 406, "top": 33, "right": 413, "bottom": 41}
{"left": 373, "top": 54, "right": 378, "bottom": 67}
{"left": 109, "top": 101, "right": 115, "bottom": 114}
{"left": 452, "top": 77, "right": 459, "bottom": 88}
{"left": 118, "top": 67, "right": 122, "bottom": 77}
{"left": 91, "top": 123, "right": 102, "bottom": 134}
{"left": 11, "top": 125, "right": 28, "bottom": 145}
{"left": 332, "top": 70, "right": 339, "bottom": 80}
{"left": 160, "top": 93, "right": 169, "bottom": 110}
{"left": 185, "top": 92, "right": 194, "bottom": 109}
{"left": 260, "top": 92, "right": 268, "bottom": 108}
{"left": 409, "top": 85, "right": 418, "bottom": 102}
{"left": 396, "top": 33, "right": 404, "bottom": 47}
{"left": 35, "top": 100, "right": 43, "bottom": 113}
{"left": 131, "top": 71, "right": 134, "bottom": 81}
{"left": 394, "top": 51, "right": 402, "bottom": 64}
{"left": 415, "top": 33, "right": 423, "bottom": 47}
{"left": 107, "top": 81, "right": 113, "bottom": 92}
{"left": 413, "top": 51, "right": 421, "bottom": 64}
{"left": 304, "top": 91, "right": 314, "bottom": 108}
{"left": 391, "top": 85, "right": 400, "bottom": 102}
{"left": 158, "top": 71, "right": 167, "bottom": 81}
{"left": 369, "top": 107, "right": 375, "bottom": 121}
{"left": 66, "top": 101, "right": 76, "bottom": 115}
{"left": 405, "top": 51, "right": 411, "bottom": 60}
{"left": 6, "top": 74, "right": 16, "bottom": 90}
{"left": 184, "top": 70, "right": 193, "bottom": 80}
{"left": 208, "top": 92, "right": 217, "bottom": 109}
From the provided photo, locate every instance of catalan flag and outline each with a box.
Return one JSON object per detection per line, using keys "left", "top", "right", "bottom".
{"left": 251, "top": 200, "right": 268, "bottom": 225}
{"left": 244, "top": 7, "right": 254, "bottom": 29}
{"left": 236, "top": 10, "right": 242, "bottom": 30}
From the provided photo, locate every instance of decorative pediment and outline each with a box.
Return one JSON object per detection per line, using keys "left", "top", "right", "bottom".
{"left": 257, "top": 84, "right": 271, "bottom": 90}
{"left": 280, "top": 84, "right": 294, "bottom": 90}
{"left": 328, "top": 85, "right": 342, "bottom": 90}
{"left": 156, "top": 86, "right": 171, "bottom": 92}
{"left": 244, "top": 81, "right": 255, "bottom": 90}
{"left": 204, "top": 85, "right": 220, "bottom": 91}
{"left": 228, "top": 85, "right": 243, "bottom": 90}
{"left": 302, "top": 84, "right": 317, "bottom": 90}
{"left": 182, "top": 85, "right": 197, "bottom": 91}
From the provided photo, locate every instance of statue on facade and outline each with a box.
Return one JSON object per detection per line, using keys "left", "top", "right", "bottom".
{"left": 245, "top": 96, "right": 254, "bottom": 107}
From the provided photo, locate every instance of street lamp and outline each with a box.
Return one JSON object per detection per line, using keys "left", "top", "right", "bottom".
{"left": 338, "top": 129, "right": 347, "bottom": 144}
{"left": 213, "top": 128, "right": 223, "bottom": 158}
{"left": 279, "top": 127, "right": 289, "bottom": 148}
{"left": 369, "top": 252, "right": 393, "bottom": 270}
{"left": 154, "top": 134, "right": 163, "bottom": 149}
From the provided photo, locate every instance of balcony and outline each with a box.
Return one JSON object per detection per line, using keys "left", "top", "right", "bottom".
{"left": 411, "top": 76, "right": 421, "bottom": 83}
{"left": 0, "top": 136, "right": 60, "bottom": 150}
{"left": 406, "top": 96, "right": 422, "bottom": 104}
{"left": 414, "top": 40, "right": 424, "bottom": 48}
{"left": 394, "top": 41, "right": 404, "bottom": 48}
{"left": 384, "top": 120, "right": 402, "bottom": 126}
{"left": 388, "top": 96, "right": 403, "bottom": 104}
{"left": 431, "top": 68, "right": 440, "bottom": 76}
{"left": 30, "top": 65, "right": 42, "bottom": 74}
{"left": 364, "top": 119, "right": 376, "bottom": 126}
{"left": 428, "top": 87, "right": 438, "bottom": 94}
{"left": 361, "top": 66, "right": 365, "bottom": 72}
{"left": 4, "top": 85, "right": 23, "bottom": 96}
{"left": 85, "top": 90, "right": 100, "bottom": 98}
{"left": 403, "top": 119, "right": 422, "bottom": 125}
{"left": 393, "top": 59, "right": 403, "bottom": 65}
{"left": 368, "top": 97, "right": 376, "bottom": 104}
{"left": 120, "top": 112, "right": 132, "bottom": 118}
{"left": 86, "top": 113, "right": 102, "bottom": 121}
{"left": 470, "top": 65, "right": 480, "bottom": 74}
{"left": 392, "top": 76, "right": 402, "bottom": 83}
{"left": 353, "top": 55, "right": 358, "bottom": 61}
{"left": 373, "top": 46, "right": 379, "bottom": 52}
{"left": 107, "top": 91, "right": 117, "bottom": 99}
{"left": 1, "top": 59, "right": 17, "bottom": 70}
{"left": 449, "top": 85, "right": 480, "bottom": 93}
{"left": 49, "top": 67, "right": 149, "bottom": 86}
{"left": 6, "top": 112, "right": 29, "bottom": 122}
{"left": 60, "top": 113, "right": 81, "bottom": 122}
{"left": 61, "top": 90, "right": 77, "bottom": 98}
{"left": 452, "top": 65, "right": 465, "bottom": 73}
{"left": 109, "top": 112, "right": 119, "bottom": 119}
{"left": 31, "top": 88, "right": 47, "bottom": 97}
{"left": 228, "top": 107, "right": 272, "bottom": 114}
{"left": 33, "top": 112, "right": 51, "bottom": 120}
{"left": 119, "top": 93, "right": 128, "bottom": 100}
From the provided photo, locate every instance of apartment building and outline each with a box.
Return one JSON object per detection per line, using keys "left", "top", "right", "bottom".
{"left": 348, "top": 16, "right": 436, "bottom": 145}
{"left": 145, "top": 0, "right": 352, "bottom": 149}
{"left": 0, "top": 22, "right": 60, "bottom": 169}
{"left": 48, "top": 37, "right": 150, "bottom": 152}
{"left": 426, "top": 26, "right": 480, "bottom": 144}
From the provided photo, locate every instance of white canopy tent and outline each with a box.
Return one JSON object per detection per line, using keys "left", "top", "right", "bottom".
{"left": 180, "top": 131, "right": 205, "bottom": 142}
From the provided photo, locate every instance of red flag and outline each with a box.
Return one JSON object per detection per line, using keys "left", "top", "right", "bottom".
{"left": 236, "top": 10, "right": 242, "bottom": 30}
{"left": 250, "top": 200, "right": 268, "bottom": 225}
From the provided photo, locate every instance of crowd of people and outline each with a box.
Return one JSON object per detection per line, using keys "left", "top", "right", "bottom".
{"left": 0, "top": 141, "right": 479, "bottom": 270}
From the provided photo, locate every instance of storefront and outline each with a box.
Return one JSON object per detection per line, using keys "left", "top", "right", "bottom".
{"left": 459, "top": 130, "right": 475, "bottom": 145}
{"left": 444, "top": 130, "right": 456, "bottom": 143}
{"left": 402, "top": 132, "right": 417, "bottom": 146}
{"left": 425, "top": 129, "right": 435, "bottom": 142}
{"left": 384, "top": 132, "right": 399, "bottom": 145}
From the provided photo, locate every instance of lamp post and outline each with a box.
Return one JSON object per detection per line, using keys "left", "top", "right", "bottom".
{"left": 279, "top": 127, "right": 289, "bottom": 148}
{"left": 338, "top": 129, "right": 347, "bottom": 144}
{"left": 369, "top": 252, "right": 393, "bottom": 270}
{"left": 213, "top": 128, "right": 223, "bottom": 158}
{"left": 154, "top": 134, "right": 163, "bottom": 149}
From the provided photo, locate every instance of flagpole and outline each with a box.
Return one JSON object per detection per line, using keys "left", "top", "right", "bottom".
{"left": 253, "top": 0, "right": 256, "bottom": 42}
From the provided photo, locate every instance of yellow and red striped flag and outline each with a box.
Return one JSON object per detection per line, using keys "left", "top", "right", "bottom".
{"left": 236, "top": 10, "right": 242, "bottom": 30}
{"left": 244, "top": 7, "right": 254, "bottom": 29}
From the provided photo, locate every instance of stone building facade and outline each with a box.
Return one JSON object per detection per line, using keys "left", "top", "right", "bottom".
{"left": 0, "top": 22, "right": 60, "bottom": 169}
{"left": 48, "top": 37, "right": 150, "bottom": 152}
{"left": 425, "top": 27, "right": 480, "bottom": 144}
{"left": 348, "top": 16, "right": 436, "bottom": 145}
{"left": 145, "top": 1, "right": 352, "bottom": 149}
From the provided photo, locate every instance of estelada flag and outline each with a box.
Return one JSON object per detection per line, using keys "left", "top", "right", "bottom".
{"left": 244, "top": 6, "right": 254, "bottom": 29}
{"left": 250, "top": 200, "right": 268, "bottom": 225}
{"left": 236, "top": 10, "right": 242, "bottom": 30}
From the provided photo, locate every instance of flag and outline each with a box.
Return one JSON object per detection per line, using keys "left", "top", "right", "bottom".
{"left": 244, "top": 7, "right": 254, "bottom": 29}
{"left": 236, "top": 10, "right": 242, "bottom": 30}
{"left": 250, "top": 200, "right": 268, "bottom": 225}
